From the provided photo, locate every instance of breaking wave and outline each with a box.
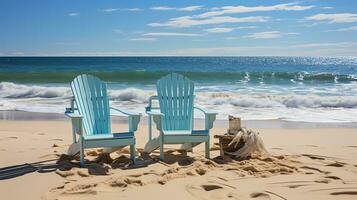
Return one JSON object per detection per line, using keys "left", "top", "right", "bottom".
{"left": 198, "top": 93, "right": 357, "bottom": 109}
{"left": 0, "top": 82, "right": 71, "bottom": 98}
{"left": 1, "top": 82, "right": 357, "bottom": 122}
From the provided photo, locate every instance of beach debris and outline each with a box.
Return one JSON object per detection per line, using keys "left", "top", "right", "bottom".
{"left": 228, "top": 115, "right": 241, "bottom": 135}
{"left": 217, "top": 115, "right": 269, "bottom": 159}
{"left": 225, "top": 127, "right": 269, "bottom": 159}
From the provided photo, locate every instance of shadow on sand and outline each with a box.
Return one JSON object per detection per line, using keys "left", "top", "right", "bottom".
{"left": 0, "top": 159, "right": 58, "bottom": 180}
{"left": 0, "top": 149, "right": 231, "bottom": 180}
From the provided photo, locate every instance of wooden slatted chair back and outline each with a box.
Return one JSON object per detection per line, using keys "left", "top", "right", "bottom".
{"left": 156, "top": 73, "right": 194, "bottom": 131}
{"left": 71, "top": 74, "right": 110, "bottom": 135}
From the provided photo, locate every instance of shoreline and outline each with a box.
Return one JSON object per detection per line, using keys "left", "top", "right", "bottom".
{"left": 1, "top": 110, "right": 357, "bottom": 129}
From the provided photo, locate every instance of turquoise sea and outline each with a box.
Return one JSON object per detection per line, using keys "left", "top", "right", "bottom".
{"left": 0, "top": 56, "right": 357, "bottom": 122}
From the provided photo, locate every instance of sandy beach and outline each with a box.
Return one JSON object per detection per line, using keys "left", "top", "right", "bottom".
{"left": 1, "top": 115, "right": 357, "bottom": 200}
{"left": 2, "top": 0, "right": 357, "bottom": 199}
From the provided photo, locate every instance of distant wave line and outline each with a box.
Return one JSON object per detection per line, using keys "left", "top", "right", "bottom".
{"left": 0, "top": 71, "right": 356, "bottom": 83}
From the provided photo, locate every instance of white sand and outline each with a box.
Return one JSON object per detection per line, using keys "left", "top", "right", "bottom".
{"left": 0, "top": 120, "right": 357, "bottom": 200}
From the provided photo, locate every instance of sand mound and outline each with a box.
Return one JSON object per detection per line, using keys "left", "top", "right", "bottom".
{"left": 42, "top": 140, "right": 357, "bottom": 200}
{"left": 45, "top": 146, "right": 303, "bottom": 200}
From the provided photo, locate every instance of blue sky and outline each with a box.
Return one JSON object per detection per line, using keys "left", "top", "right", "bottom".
{"left": 1, "top": 0, "right": 357, "bottom": 56}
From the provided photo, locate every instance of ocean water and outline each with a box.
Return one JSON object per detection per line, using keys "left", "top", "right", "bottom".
{"left": 0, "top": 56, "right": 357, "bottom": 123}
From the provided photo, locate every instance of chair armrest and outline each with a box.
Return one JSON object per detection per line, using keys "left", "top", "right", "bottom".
{"left": 194, "top": 106, "right": 218, "bottom": 115}
{"left": 147, "top": 111, "right": 164, "bottom": 131}
{"left": 147, "top": 111, "right": 165, "bottom": 116}
{"left": 146, "top": 95, "right": 159, "bottom": 113}
{"left": 65, "top": 111, "right": 83, "bottom": 135}
{"left": 65, "top": 111, "right": 83, "bottom": 119}
{"left": 110, "top": 107, "right": 141, "bottom": 132}
{"left": 194, "top": 106, "right": 217, "bottom": 130}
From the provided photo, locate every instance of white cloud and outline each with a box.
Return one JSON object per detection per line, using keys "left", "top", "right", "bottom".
{"left": 148, "top": 3, "right": 312, "bottom": 28}
{"left": 205, "top": 26, "right": 257, "bottom": 33}
{"left": 102, "top": 8, "right": 120, "bottom": 12}
{"left": 151, "top": 5, "right": 203, "bottom": 12}
{"left": 178, "top": 6, "right": 204, "bottom": 12}
{"left": 143, "top": 32, "right": 201, "bottom": 36}
{"left": 130, "top": 38, "right": 157, "bottom": 41}
{"left": 291, "top": 42, "right": 357, "bottom": 48}
{"left": 148, "top": 16, "right": 269, "bottom": 27}
{"left": 305, "top": 13, "right": 357, "bottom": 23}
{"left": 236, "top": 26, "right": 257, "bottom": 30}
{"left": 225, "top": 37, "right": 239, "bottom": 40}
{"left": 101, "top": 8, "right": 142, "bottom": 12}
{"left": 286, "top": 32, "right": 300, "bottom": 35}
{"left": 245, "top": 31, "right": 281, "bottom": 39}
{"left": 68, "top": 13, "right": 79, "bottom": 17}
{"left": 321, "top": 6, "right": 333, "bottom": 10}
{"left": 196, "top": 2, "right": 314, "bottom": 18}
{"left": 126, "top": 8, "right": 142, "bottom": 12}
{"left": 205, "top": 27, "right": 234, "bottom": 33}
{"left": 151, "top": 6, "right": 176, "bottom": 11}
{"left": 335, "top": 26, "right": 357, "bottom": 32}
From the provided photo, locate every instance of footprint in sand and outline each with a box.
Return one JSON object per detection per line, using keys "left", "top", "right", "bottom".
{"left": 324, "top": 176, "right": 346, "bottom": 184}
{"left": 64, "top": 183, "right": 98, "bottom": 195}
{"left": 50, "top": 139, "right": 63, "bottom": 141}
{"left": 250, "top": 192, "right": 271, "bottom": 199}
{"left": 186, "top": 184, "right": 236, "bottom": 200}
{"left": 314, "top": 178, "right": 331, "bottom": 184}
{"left": 201, "top": 184, "right": 223, "bottom": 191}
{"left": 326, "top": 162, "right": 345, "bottom": 167}
{"left": 300, "top": 166, "right": 330, "bottom": 174}
{"left": 305, "top": 145, "right": 318, "bottom": 147}
{"left": 330, "top": 191, "right": 357, "bottom": 196}
{"left": 286, "top": 184, "right": 310, "bottom": 189}
{"left": 345, "top": 145, "right": 357, "bottom": 148}
{"left": 301, "top": 154, "right": 325, "bottom": 160}
{"left": 325, "top": 175, "right": 342, "bottom": 180}
{"left": 0, "top": 136, "right": 18, "bottom": 141}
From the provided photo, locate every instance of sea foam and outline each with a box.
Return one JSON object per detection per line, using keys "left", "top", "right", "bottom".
{"left": 1, "top": 82, "right": 357, "bottom": 122}
{"left": 0, "top": 82, "right": 71, "bottom": 98}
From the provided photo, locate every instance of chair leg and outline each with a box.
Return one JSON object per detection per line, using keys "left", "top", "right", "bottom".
{"left": 130, "top": 143, "right": 136, "bottom": 164}
{"left": 205, "top": 139, "right": 210, "bottom": 159}
{"left": 79, "top": 137, "right": 85, "bottom": 167}
{"left": 159, "top": 133, "right": 164, "bottom": 161}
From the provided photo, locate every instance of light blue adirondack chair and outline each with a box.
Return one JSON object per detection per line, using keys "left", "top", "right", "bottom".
{"left": 144, "top": 73, "right": 217, "bottom": 160}
{"left": 65, "top": 74, "right": 141, "bottom": 166}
